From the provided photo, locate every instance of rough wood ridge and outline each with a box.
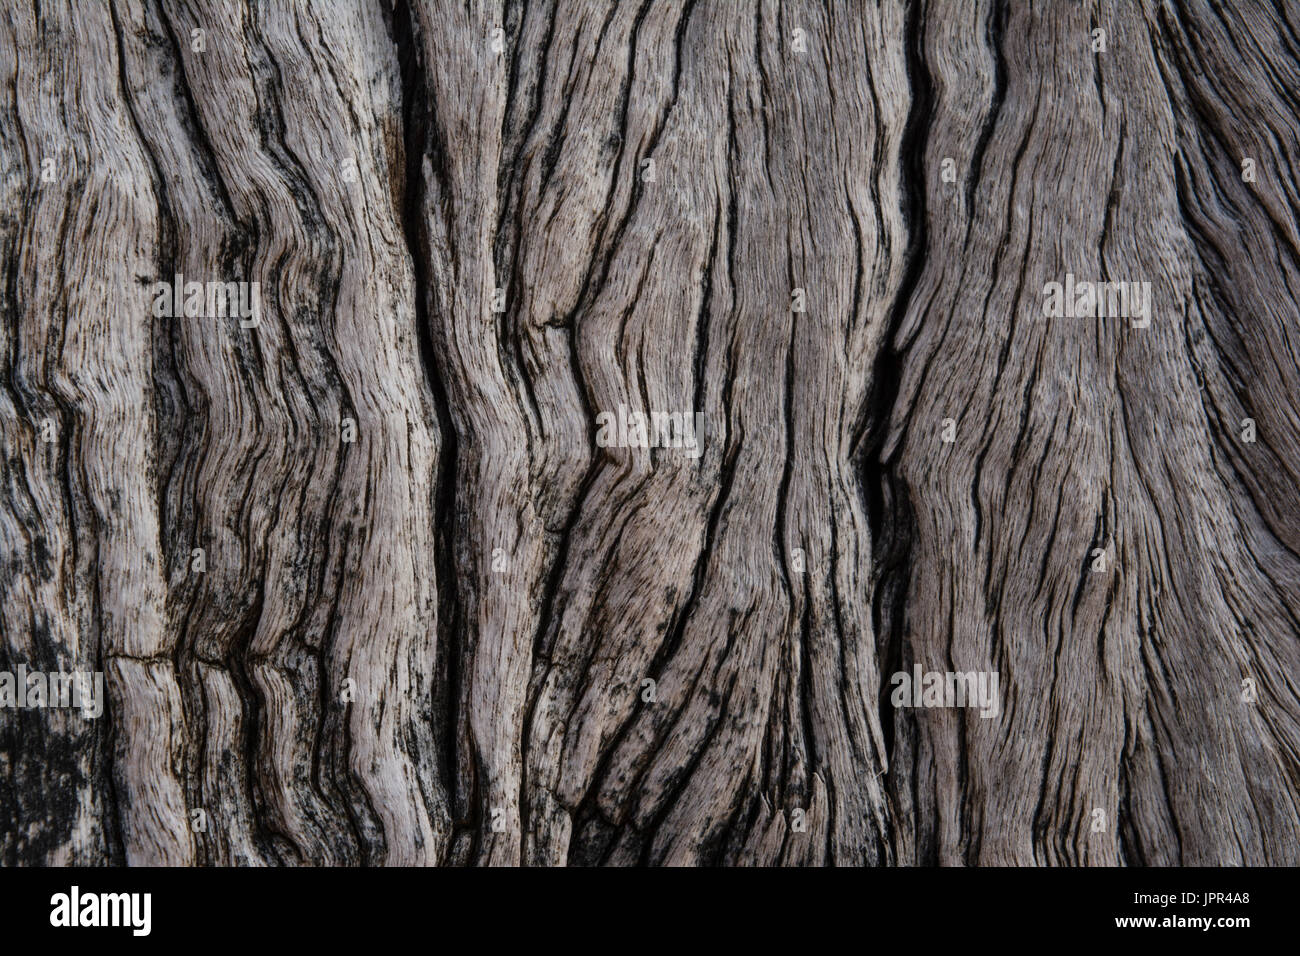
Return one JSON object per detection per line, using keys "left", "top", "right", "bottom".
{"left": 2, "top": 0, "right": 1299, "bottom": 866}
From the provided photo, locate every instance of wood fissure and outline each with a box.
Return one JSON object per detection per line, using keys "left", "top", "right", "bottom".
{"left": 2, "top": 0, "right": 1299, "bottom": 866}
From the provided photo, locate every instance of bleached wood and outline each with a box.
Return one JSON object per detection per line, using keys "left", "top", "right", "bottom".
{"left": 1, "top": 0, "right": 1298, "bottom": 866}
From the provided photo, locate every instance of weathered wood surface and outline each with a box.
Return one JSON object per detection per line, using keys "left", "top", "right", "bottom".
{"left": 2, "top": 0, "right": 1299, "bottom": 865}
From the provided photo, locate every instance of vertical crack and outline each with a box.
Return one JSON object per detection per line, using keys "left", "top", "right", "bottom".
{"left": 386, "top": 0, "right": 470, "bottom": 861}
{"left": 859, "top": 0, "right": 933, "bottom": 863}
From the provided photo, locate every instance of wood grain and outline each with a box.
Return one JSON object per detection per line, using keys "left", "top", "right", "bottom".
{"left": 2, "top": 0, "right": 1298, "bottom": 866}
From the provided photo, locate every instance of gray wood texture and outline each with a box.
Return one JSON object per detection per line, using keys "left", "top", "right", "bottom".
{"left": 2, "top": 0, "right": 1299, "bottom": 866}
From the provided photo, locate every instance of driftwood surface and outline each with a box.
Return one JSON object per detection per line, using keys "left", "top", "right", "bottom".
{"left": 2, "top": 0, "right": 1300, "bottom": 866}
